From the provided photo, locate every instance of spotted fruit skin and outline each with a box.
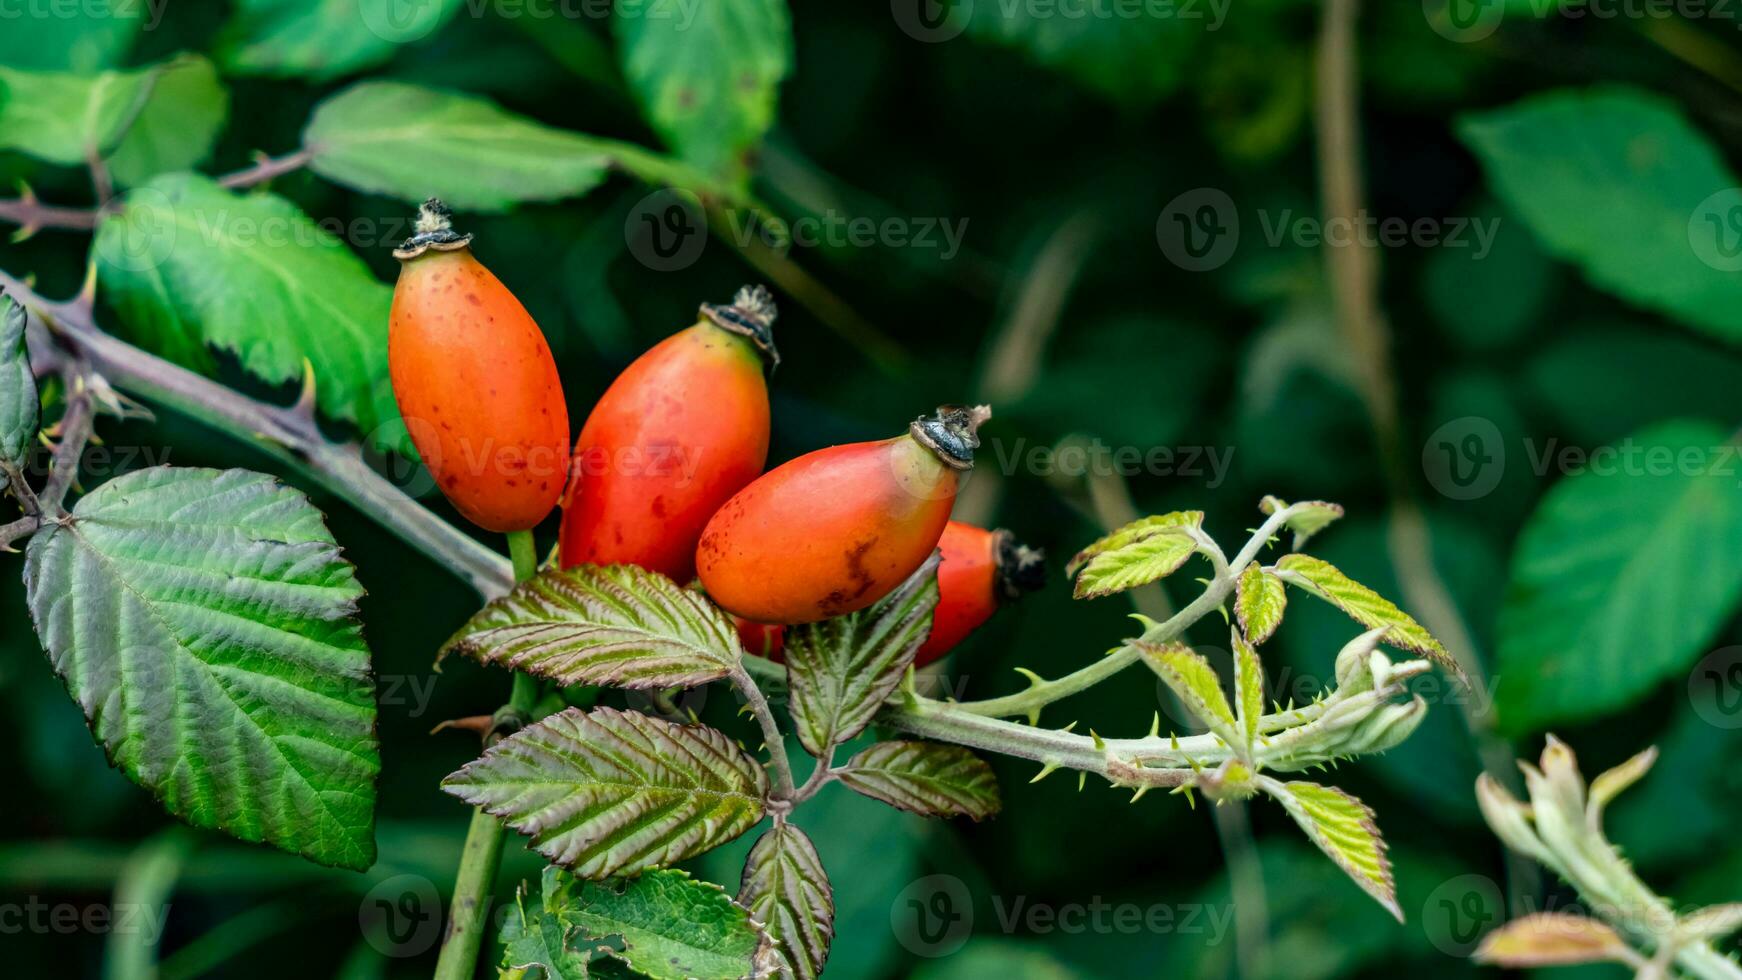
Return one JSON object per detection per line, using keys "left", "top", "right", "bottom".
{"left": 559, "top": 323, "right": 769, "bottom": 581}
{"left": 697, "top": 434, "right": 958, "bottom": 624}
{"left": 914, "top": 522, "right": 1000, "bottom": 665}
{"left": 390, "top": 249, "right": 569, "bottom": 532}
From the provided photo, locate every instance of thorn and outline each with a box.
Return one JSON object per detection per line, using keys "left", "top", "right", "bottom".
{"left": 430, "top": 714, "right": 492, "bottom": 737}
{"left": 77, "top": 257, "right": 98, "bottom": 310}
{"left": 1025, "top": 708, "right": 1041, "bottom": 726}
{"left": 1090, "top": 729, "right": 1106, "bottom": 750}
{"left": 1058, "top": 720, "right": 1078, "bottom": 734}
{"left": 1014, "top": 667, "right": 1046, "bottom": 688}
{"left": 1148, "top": 713, "right": 1161, "bottom": 738}
{"left": 1129, "top": 786, "right": 1150, "bottom": 803}
{"left": 1216, "top": 604, "right": 1230, "bottom": 625}
{"left": 1170, "top": 733, "right": 1180, "bottom": 750}
{"left": 1077, "top": 772, "right": 1086, "bottom": 792}
{"left": 1127, "top": 613, "right": 1161, "bottom": 632}
{"left": 1030, "top": 762, "right": 1060, "bottom": 784}
{"left": 290, "top": 357, "right": 318, "bottom": 423}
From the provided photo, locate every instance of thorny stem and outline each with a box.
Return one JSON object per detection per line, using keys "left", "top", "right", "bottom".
{"left": 0, "top": 195, "right": 100, "bottom": 232}
{"left": 40, "top": 365, "right": 96, "bottom": 510}
{"left": 0, "top": 271, "right": 514, "bottom": 598}
{"left": 731, "top": 663, "right": 798, "bottom": 804}
{"left": 217, "top": 149, "right": 315, "bottom": 190}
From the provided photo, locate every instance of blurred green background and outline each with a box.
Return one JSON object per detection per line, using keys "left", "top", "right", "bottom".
{"left": 2, "top": 0, "right": 1740, "bottom": 977}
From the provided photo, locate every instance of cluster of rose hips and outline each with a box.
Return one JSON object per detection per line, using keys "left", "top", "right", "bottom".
{"left": 388, "top": 200, "right": 1042, "bottom": 666}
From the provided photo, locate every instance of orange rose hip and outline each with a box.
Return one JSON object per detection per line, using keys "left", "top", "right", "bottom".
{"left": 914, "top": 521, "right": 1045, "bottom": 666}
{"left": 389, "top": 199, "right": 569, "bottom": 532}
{"left": 697, "top": 405, "right": 992, "bottom": 624}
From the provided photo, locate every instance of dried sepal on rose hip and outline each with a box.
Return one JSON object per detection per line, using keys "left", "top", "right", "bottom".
{"left": 733, "top": 520, "right": 1045, "bottom": 664}
{"left": 559, "top": 285, "right": 776, "bottom": 582}
{"left": 388, "top": 199, "right": 569, "bottom": 532}
{"left": 697, "top": 405, "right": 991, "bottom": 625}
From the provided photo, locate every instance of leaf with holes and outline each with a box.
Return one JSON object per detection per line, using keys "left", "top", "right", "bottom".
{"left": 1472, "top": 913, "right": 1634, "bottom": 968}
{"left": 1066, "top": 511, "right": 1203, "bottom": 576}
{"left": 1138, "top": 641, "right": 1240, "bottom": 747}
{"left": 836, "top": 741, "right": 1000, "bottom": 821}
{"left": 23, "top": 466, "right": 379, "bottom": 869}
{"left": 443, "top": 707, "right": 766, "bottom": 879}
{"left": 0, "top": 293, "right": 35, "bottom": 493}
{"left": 785, "top": 556, "right": 938, "bottom": 757}
{"left": 1235, "top": 563, "right": 1286, "bottom": 645}
{"left": 500, "top": 869, "right": 592, "bottom": 980}
{"left": 557, "top": 867, "right": 770, "bottom": 980}
{"left": 1274, "top": 554, "right": 1454, "bottom": 672}
{"left": 439, "top": 564, "right": 740, "bottom": 690}
{"left": 1260, "top": 495, "right": 1344, "bottom": 550}
{"left": 1261, "top": 778, "right": 1399, "bottom": 921}
{"left": 738, "top": 824, "right": 833, "bottom": 980}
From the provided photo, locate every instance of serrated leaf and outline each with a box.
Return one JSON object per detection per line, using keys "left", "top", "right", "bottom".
{"left": 500, "top": 869, "right": 593, "bottom": 980}
{"left": 1495, "top": 421, "right": 1742, "bottom": 732}
{"left": 105, "top": 55, "right": 228, "bottom": 188}
{"left": 738, "top": 824, "right": 833, "bottom": 980}
{"left": 785, "top": 557, "right": 938, "bottom": 757}
{"left": 557, "top": 867, "right": 769, "bottom": 980}
{"left": 0, "top": 62, "right": 157, "bottom": 165}
{"left": 1066, "top": 510, "right": 1203, "bottom": 576}
{"left": 1072, "top": 529, "right": 1198, "bottom": 600}
{"left": 1235, "top": 563, "right": 1286, "bottom": 645}
{"left": 439, "top": 564, "right": 740, "bottom": 690}
{"left": 23, "top": 467, "right": 379, "bottom": 869}
{"left": 443, "top": 707, "right": 767, "bottom": 879}
{"left": 1274, "top": 554, "right": 1454, "bottom": 672}
{"left": 0, "top": 293, "right": 36, "bottom": 490}
{"left": 93, "top": 173, "right": 401, "bottom": 450}
{"left": 1137, "top": 641, "right": 1241, "bottom": 748}
{"left": 1262, "top": 779, "right": 1399, "bottom": 921}
{"left": 1460, "top": 86, "right": 1742, "bottom": 345}
{"left": 1231, "top": 631, "right": 1263, "bottom": 756}
{"left": 835, "top": 741, "right": 1000, "bottom": 821}
{"left": 304, "top": 82, "right": 614, "bottom": 212}
{"left": 1259, "top": 495, "right": 1345, "bottom": 549}
{"left": 218, "top": 0, "right": 463, "bottom": 82}
{"left": 614, "top": 0, "right": 792, "bottom": 185}
{"left": 1472, "top": 913, "right": 1633, "bottom": 967}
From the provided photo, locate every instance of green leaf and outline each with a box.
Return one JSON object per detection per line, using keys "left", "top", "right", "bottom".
{"left": 1235, "top": 563, "right": 1287, "bottom": 645}
{"left": 0, "top": 292, "right": 36, "bottom": 491}
{"left": 1459, "top": 86, "right": 1742, "bottom": 345}
{"left": 961, "top": 5, "right": 1197, "bottom": 106}
{"left": 1495, "top": 420, "right": 1742, "bottom": 732}
{"left": 443, "top": 706, "right": 767, "bottom": 879}
{"left": 218, "top": 0, "right": 463, "bottom": 82}
{"left": 1231, "top": 631, "right": 1263, "bottom": 756}
{"left": 1071, "top": 529, "right": 1199, "bottom": 600}
{"left": 614, "top": 0, "right": 792, "bottom": 184}
{"left": 835, "top": 741, "right": 1000, "bottom": 822}
{"left": 439, "top": 564, "right": 740, "bottom": 690}
{"left": 93, "top": 173, "right": 400, "bottom": 444}
{"left": 738, "top": 824, "right": 833, "bottom": 980}
{"left": 558, "top": 867, "right": 770, "bottom": 980}
{"left": 500, "top": 869, "right": 593, "bottom": 980}
{"left": 22, "top": 467, "right": 379, "bottom": 870}
{"left": 0, "top": 10, "right": 142, "bottom": 72}
{"left": 1065, "top": 510, "right": 1203, "bottom": 576}
{"left": 1259, "top": 495, "right": 1345, "bottom": 550}
{"left": 1137, "top": 641, "right": 1240, "bottom": 747}
{"left": 105, "top": 55, "right": 229, "bottom": 189}
{"left": 0, "top": 63, "right": 157, "bottom": 165}
{"left": 1274, "top": 554, "right": 1454, "bottom": 672}
{"left": 785, "top": 557, "right": 939, "bottom": 757}
{"left": 304, "top": 82, "right": 614, "bottom": 212}
{"left": 1261, "top": 779, "right": 1399, "bottom": 922}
